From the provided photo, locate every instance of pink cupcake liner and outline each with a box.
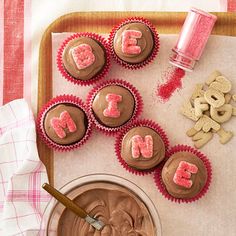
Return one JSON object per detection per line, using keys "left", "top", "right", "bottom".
{"left": 153, "top": 144, "right": 212, "bottom": 203}
{"left": 115, "top": 119, "right": 169, "bottom": 176}
{"left": 37, "top": 95, "right": 92, "bottom": 152}
{"left": 108, "top": 17, "right": 160, "bottom": 70}
{"left": 86, "top": 79, "right": 143, "bottom": 136}
{"left": 57, "top": 32, "right": 111, "bottom": 86}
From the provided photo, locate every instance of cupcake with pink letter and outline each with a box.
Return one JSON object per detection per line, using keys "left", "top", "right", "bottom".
{"left": 115, "top": 119, "right": 169, "bottom": 175}
{"left": 57, "top": 32, "right": 110, "bottom": 86}
{"left": 87, "top": 79, "right": 143, "bottom": 135}
{"left": 154, "top": 145, "right": 212, "bottom": 203}
{"left": 37, "top": 95, "right": 92, "bottom": 151}
{"left": 109, "top": 17, "right": 159, "bottom": 69}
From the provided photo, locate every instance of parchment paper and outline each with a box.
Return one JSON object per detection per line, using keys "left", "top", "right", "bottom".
{"left": 52, "top": 33, "right": 236, "bottom": 236}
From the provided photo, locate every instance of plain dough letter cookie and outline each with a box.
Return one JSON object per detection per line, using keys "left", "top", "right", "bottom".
{"left": 194, "top": 97, "right": 209, "bottom": 118}
{"left": 191, "top": 84, "right": 205, "bottom": 101}
{"left": 224, "top": 93, "right": 232, "bottom": 103}
{"left": 209, "top": 76, "right": 232, "bottom": 93}
{"left": 186, "top": 127, "right": 198, "bottom": 137}
{"left": 205, "top": 70, "right": 221, "bottom": 85}
{"left": 181, "top": 101, "right": 199, "bottom": 121}
{"left": 194, "top": 115, "right": 220, "bottom": 132}
{"left": 192, "top": 131, "right": 213, "bottom": 149}
{"left": 204, "top": 88, "right": 225, "bottom": 108}
{"left": 233, "top": 94, "right": 236, "bottom": 101}
{"left": 210, "top": 104, "right": 232, "bottom": 123}
{"left": 217, "top": 128, "right": 234, "bottom": 144}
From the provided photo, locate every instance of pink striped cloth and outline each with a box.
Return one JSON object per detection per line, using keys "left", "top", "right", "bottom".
{"left": 0, "top": 99, "right": 50, "bottom": 235}
{"left": 228, "top": 0, "right": 236, "bottom": 10}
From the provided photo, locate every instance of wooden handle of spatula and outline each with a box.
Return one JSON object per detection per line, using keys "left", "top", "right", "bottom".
{"left": 42, "top": 183, "right": 87, "bottom": 218}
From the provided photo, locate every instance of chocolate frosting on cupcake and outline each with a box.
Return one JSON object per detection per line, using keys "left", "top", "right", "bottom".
{"left": 161, "top": 152, "right": 207, "bottom": 199}
{"left": 113, "top": 22, "right": 154, "bottom": 64}
{"left": 92, "top": 85, "right": 135, "bottom": 128}
{"left": 62, "top": 36, "right": 106, "bottom": 80}
{"left": 121, "top": 127, "right": 165, "bottom": 170}
{"left": 44, "top": 104, "right": 87, "bottom": 145}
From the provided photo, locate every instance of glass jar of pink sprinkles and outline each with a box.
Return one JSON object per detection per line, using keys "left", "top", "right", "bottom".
{"left": 169, "top": 8, "right": 217, "bottom": 72}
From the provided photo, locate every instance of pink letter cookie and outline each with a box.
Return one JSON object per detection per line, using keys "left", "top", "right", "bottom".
{"left": 103, "top": 93, "right": 122, "bottom": 118}
{"left": 121, "top": 30, "right": 142, "bottom": 55}
{"left": 50, "top": 111, "right": 77, "bottom": 139}
{"left": 173, "top": 161, "right": 198, "bottom": 188}
{"left": 71, "top": 44, "right": 95, "bottom": 70}
{"left": 131, "top": 135, "right": 153, "bottom": 159}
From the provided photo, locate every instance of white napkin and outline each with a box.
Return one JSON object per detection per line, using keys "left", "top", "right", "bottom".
{"left": 0, "top": 99, "right": 50, "bottom": 236}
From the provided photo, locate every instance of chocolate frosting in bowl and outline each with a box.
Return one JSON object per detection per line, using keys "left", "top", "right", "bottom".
{"left": 53, "top": 182, "right": 156, "bottom": 236}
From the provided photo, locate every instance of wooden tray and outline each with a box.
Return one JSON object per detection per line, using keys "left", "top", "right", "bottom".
{"left": 37, "top": 12, "right": 236, "bottom": 185}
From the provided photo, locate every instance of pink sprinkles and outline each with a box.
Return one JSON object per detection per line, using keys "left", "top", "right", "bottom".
{"left": 173, "top": 161, "right": 198, "bottom": 189}
{"left": 50, "top": 111, "right": 77, "bottom": 139}
{"left": 157, "top": 67, "right": 185, "bottom": 102}
{"left": 121, "top": 30, "right": 142, "bottom": 55}
{"left": 71, "top": 44, "right": 95, "bottom": 70}
{"left": 131, "top": 135, "right": 153, "bottom": 159}
{"left": 103, "top": 93, "right": 122, "bottom": 118}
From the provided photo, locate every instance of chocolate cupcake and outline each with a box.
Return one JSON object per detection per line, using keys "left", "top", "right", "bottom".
{"left": 92, "top": 85, "right": 135, "bottom": 128}
{"left": 115, "top": 119, "right": 169, "bottom": 175}
{"left": 109, "top": 17, "right": 159, "bottom": 69}
{"left": 154, "top": 145, "right": 212, "bottom": 203}
{"left": 37, "top": 95, "right": 92, "bottom": 151}
{"left": 161, "top": 151, "right": 207, "bottom": 199}
{"left": 57, "top": 33, "right": 110, "bottom": 86}
{"left": 43, "top": 104, "right": 87, "bottom": 145}
{"left": 87, "top": 79, "right": 143, "bottom": 135}
{"left": 121, "top": 126, "right": 165, "bottom": 170}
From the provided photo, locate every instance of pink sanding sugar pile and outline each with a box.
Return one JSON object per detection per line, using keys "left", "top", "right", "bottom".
{"left": 156, "top": 67, "right": 185, "bottom": 102}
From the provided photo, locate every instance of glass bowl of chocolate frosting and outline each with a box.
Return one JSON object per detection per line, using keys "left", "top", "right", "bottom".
{"left": 40, "top": 174, "right": 162, "bottom": 236}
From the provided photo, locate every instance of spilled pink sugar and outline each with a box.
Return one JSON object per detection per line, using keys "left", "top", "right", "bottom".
{"left": 156, "top": 67, "right": 185, "bottom": 102}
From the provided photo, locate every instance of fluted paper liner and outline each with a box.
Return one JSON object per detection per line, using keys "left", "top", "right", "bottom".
{"left": 37, "top": 95, "right": 92, "bottom": 151}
